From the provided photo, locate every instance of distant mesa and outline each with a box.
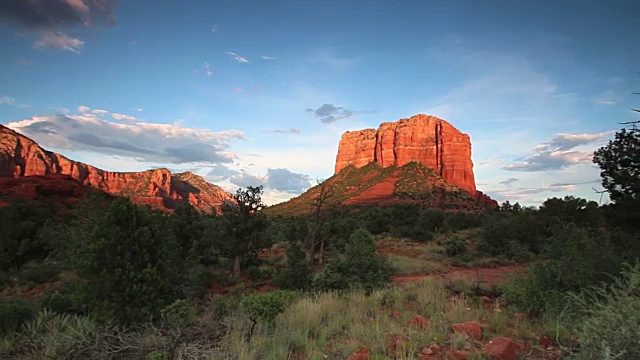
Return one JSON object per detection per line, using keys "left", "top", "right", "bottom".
{"left": 0, "top": 125, "right": 232, "bottom": 213}
{"left": 267, "top": 114, "right": 497, "bottom": 216}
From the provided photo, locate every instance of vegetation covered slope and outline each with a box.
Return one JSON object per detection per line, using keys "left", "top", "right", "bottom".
{"left": 266, "top": 162, "right": 488, "bottom": 217}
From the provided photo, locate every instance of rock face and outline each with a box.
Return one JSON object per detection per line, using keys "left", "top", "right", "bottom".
{"left": 0, "top": 125, "right": 232, "bottom": 213}
{"left": 336, "top": 114, "right": 476, "bottom": 194}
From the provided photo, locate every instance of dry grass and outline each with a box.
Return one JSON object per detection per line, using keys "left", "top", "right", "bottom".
{"left": 212, "top": 279, "right": 549, "bottom": 359}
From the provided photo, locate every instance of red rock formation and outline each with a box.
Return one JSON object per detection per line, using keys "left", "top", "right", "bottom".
{"left": 0, "top": 125, "right": 232, "bottom": 213}
{"left": 336, "top": 114, "right": 476, "bottom": 194}
{"left": 335, "top": 114, "right": 496, "bottom": 207}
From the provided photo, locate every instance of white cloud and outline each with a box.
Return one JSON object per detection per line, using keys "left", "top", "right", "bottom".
{"left": 597, "top": 99, "right": 616, "bottom": 105}
{"left": 225, "top": 51, "right": 250, "bottom": 63}
{"left": 203, "top": 62, "right": 213, "bottom": 77}
{"left": 261, "top": 56, "right": 276, "bottom": 60}
{"left": 503, "top": 131, "right": 614, "bottom": 172}
{"left": 34, "top": 31, "right": 85, "bottom": 53}
{"left": 78, "top": 105, "right": 90, "bottom": 113}
{"left": 111, "top": 113, "right": 137, "bottom": 122}
{"left": 92, "top": 109, "right": 108, "bottom": 115}
{"left": 7, "top": 113, "right": 246, "bottom": 165}
{"left": 0, "top": 96, "right": 16, "bottom": 105}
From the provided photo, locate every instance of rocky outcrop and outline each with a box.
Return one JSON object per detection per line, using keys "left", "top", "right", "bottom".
{"left": 335, "top": 114, "right": 495, "bottom": 205}
{"left": 0, "top": 125, "right": 232, "bottom": 213}
{"left": 336, "top": 114, "right": 476, "bottom": 193}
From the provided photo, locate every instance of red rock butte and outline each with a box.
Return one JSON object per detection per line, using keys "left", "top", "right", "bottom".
{"left": 335, "top": 114, "right": 477, "bottom": 194}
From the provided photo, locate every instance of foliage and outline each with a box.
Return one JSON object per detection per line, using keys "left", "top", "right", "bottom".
{"left": 593, "top": 127, "right": 640, "bottom": 203}
{"left": 240, "top": 290, "right": 296, "bottom": 323}
{"left": 0, "top": 298, "right": 37, "bottom": 337}
{"left": 0, "top": 199, "right": 54, "bottom": 271}
{"left": 161, "top": 299, "right": 196, "bottom": 328}
{"left": 274, "top": 241, "right": 313, "bottom": 290}
{"left": 218, "top": 186, "right": 270, "bottom": 274}
{"left": 79, "top": 198, "right": 185, "bottom": 325}
{"left": 444, "top": 236, "right": 468, "bottom": 257}
{"left": 313, "top": 228, "right": 394, "bottom": 291}
{"left": 570, "top": 263, "right": 640, "bottom": 360}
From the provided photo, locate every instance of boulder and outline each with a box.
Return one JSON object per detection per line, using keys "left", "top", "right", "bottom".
{"left": 483, "top": 337, "right": 523, "bottom": 360}
{"left": 451, "top": 321, "right": 482, "bottom": 341}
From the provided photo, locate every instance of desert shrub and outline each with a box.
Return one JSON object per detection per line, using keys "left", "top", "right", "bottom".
{"left": 247, "top": 264, "right": 275, "bottom": 281}
{"left": 209, "top": 295, "right": 240, "bottom": 319}
{"left": 274, "top": 241, "right": 312, "bottom": 290}
{"left": 479, "top": 211, "right": 544, "bottom": 258}
{"left": 41, "top": 281, "right": 88, "bottom": 315}
{"left": 186, "top": 265, "right": 217, "bottom": 298}
{"left": 18, "top": 259, "right": 59, "bottom": 284}
{"left": 570, "top": 263, "right": 640, "bottom": 360}
{"left": 501, "top": 270, "right": 568, "bottom": 317}
{"left": 161, "top": 299, "right": 196, "bottom": 328}
{"left": 240, "top": 290, "right": 296, "bottom": 323}
{"left": 539, "top": 225, "right": 619, "bottom": 292}
{"left": 0, "top": 298, "right": 37, "bottom": 337}
{"left": 443, "top": 212, "right": 483, "bottom": 231}
{"left": 444, "top": 236, "right": 468, "bottom": 257}
{"left": 313, "top": 228, "right": 394, "bottom": 291}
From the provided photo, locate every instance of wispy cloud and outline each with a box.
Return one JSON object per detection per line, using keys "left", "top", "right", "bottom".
{"left": 262, "top": 128, "right": 301, "bottom": 134}
{"left": 34, "top": 31, "right": 84, "bottom": 53}
{"left": 596, "top": 99, "right": 616, "bottom": 105}
{"left": 78, "top": 105, "right": 90, "bottom": 113}
{"left": 225, "top": 51, "right": 250, "bottom": 63}
{"left": 499, "top": 177, "right": 519, "bottom": 186}
{"left": 503, "top": 131, "right": 614, "bottom": 171}
{"left": 203, "top": 62, "right": 213, "bottom": 77}
{"left": 111, "top": 113, "right": 137, "bottom": 122}
{"left": 261, "top": 56, "right": 276, "bottom": 60}
{"left": 92, "top": 109, "right": 108, "bottom": 115}
{"left": 306, "top": 103, "right": 377, "bottom": 124}
{"left": 210, "top": 25, "right": 218, "bottom": 33}
{"left": 0, "top": 96, "right": 17, "bottom": 106}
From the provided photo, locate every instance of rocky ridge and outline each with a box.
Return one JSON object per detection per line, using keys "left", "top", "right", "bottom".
{"left": 0, "top": 125, "right": 232, "bottom": 213}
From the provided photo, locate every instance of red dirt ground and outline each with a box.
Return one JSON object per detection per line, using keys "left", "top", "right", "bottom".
{"left": 393, "top": 265, "right": 526, "bottom": 287}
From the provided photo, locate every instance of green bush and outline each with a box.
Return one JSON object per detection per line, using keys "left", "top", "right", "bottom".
{"left": 501, "top": 269, "right": 568, "bottom": 317}
{"left": 570, "top": 263, "right": 640, "bottom": 360}
{"left": 240, "top": 290, "right": 296, "bottom": 323}
{"left": 444, "top": 237, "right": 468, "bottom": 257}
{"left": 19, "top": 260, "right": 59, "bottom": 284}
{"left": 313, "top": 228, "right": 394, "bottom": 291}
{"left": 274, "top": 241, "right": 312, "bottom": 290}
{"left": 41, "top": 281, "right": 87, "bottom": 315}
{"left": 247, "top": 264, "right": 275, "bottom": 280}
{"left": 0, "top": 299, "right": 37, "bottom": 337}
{"left": 161, "top": 299, "right": 196, "bottom": 328}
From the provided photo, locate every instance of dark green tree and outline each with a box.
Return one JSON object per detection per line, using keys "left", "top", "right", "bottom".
{"left": 274, "top": 241, "right": 312, "bottom": 290}
{"left": 166, "top": 204, "right": 205, "bottom": 261}
{"left": 80, "top": 198, "right": 184, "bottom": 325}
{"left": 593, "top": 127, "right": 640, "bottom": 203}
{"left": 313, "top": 228, "right": 394, "bottom": 291}
{"left": 219, "top": 186, "right": 269, "bottom": 274}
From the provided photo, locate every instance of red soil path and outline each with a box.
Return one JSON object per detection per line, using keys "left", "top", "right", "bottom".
{"left": 393, "top": 264, "right": 526, "bottom": 287}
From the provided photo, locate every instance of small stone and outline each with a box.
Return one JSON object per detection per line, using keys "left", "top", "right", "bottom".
{"left": 421, "top": 348, "right": 434, "bottom": 355}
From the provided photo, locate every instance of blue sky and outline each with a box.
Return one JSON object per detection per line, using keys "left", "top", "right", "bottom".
{"left": 1, "top": 0, "right": 638, "bottom": 205}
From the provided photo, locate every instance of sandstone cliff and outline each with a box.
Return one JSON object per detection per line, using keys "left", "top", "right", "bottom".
{"left": 335, "top": 114, "right": 476, "bottom": 194}
{"left": 0, "top": 125, "right": 232, "bottom": 213}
